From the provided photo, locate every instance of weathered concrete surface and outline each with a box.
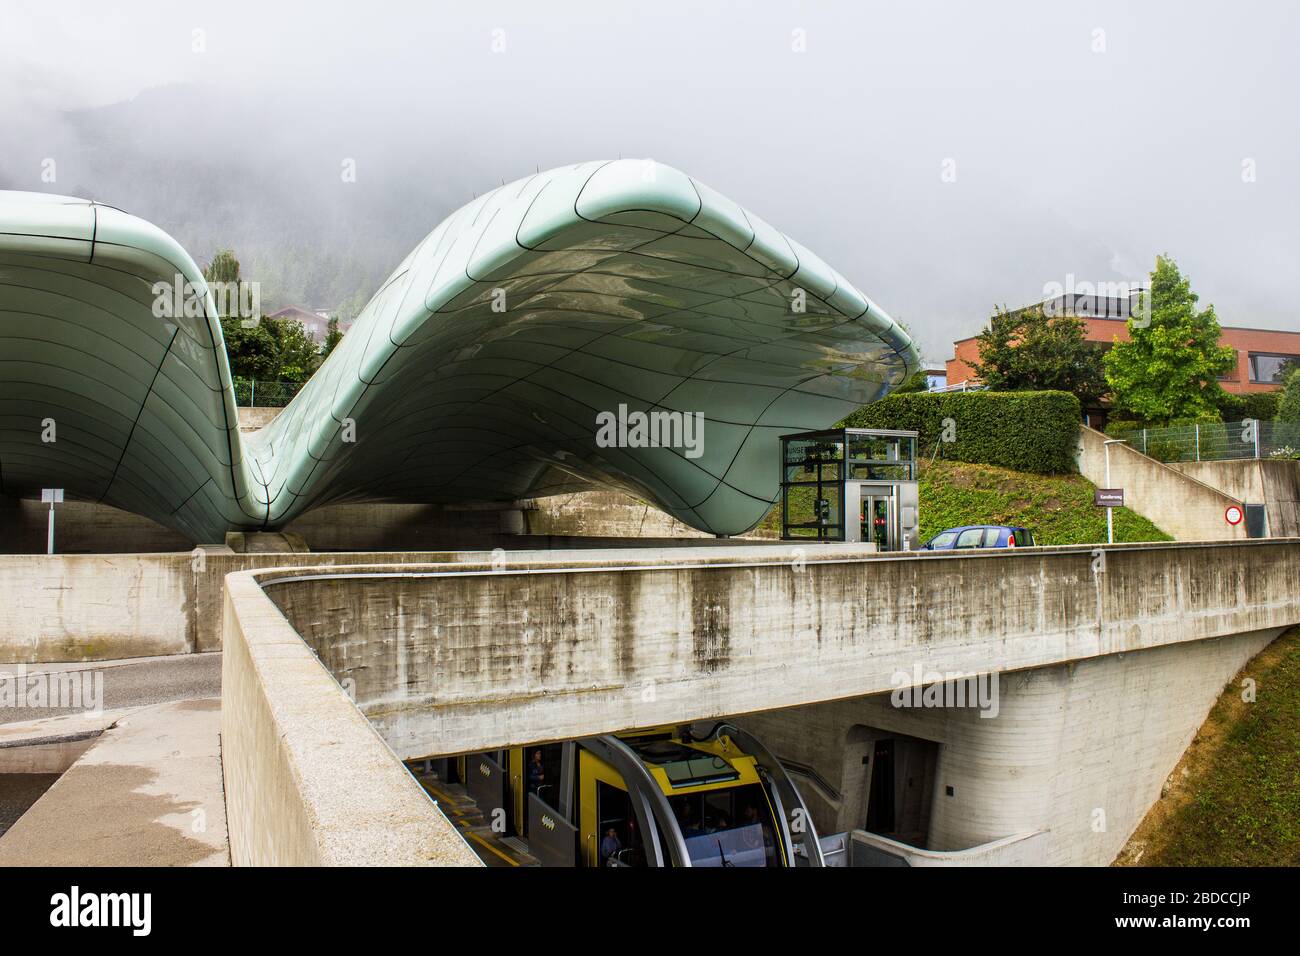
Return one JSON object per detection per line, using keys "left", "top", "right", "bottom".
{"left": 252, "top": 539, "right": 1300, "bottom": 761}
{"left": 1, "top": 538, "right": 795, "bottom": 663}
{"left": 220, "top": 573, "right": 479, "bottom": 866}
{"left": 1169, "top": 458, "right": 1300, "bottom": 537}
{"left": 237, "top": 406, "right": 282, "bottom": 432}
{"left": 2, "top": 486, "right": 774, "bottom": 555}
{"left": 844, "top": 829, "right": 1049, "bottom": 866}
{"left": 521, "top": 490, "right": 777, "bottom": 540}
{"left": 0, "top": 550, "right": 476, "bottom": 661}
{"left": 0, "top": 495, "right": 193, "bottom": 554}
{"left": 0, "top": 707, "right": 136, "bottom": 773}
{"left": 1077, "top": 425, "right": 1246, "bottom": 540}
{"left": 740, "top": 627, "right": 1279, "bottom": 866}
{"left": 0, "top": 698, "right": 229, "bottom": 866}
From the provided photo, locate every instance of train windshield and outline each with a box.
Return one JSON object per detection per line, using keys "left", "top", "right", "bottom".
{"left": 670, "top": 784, "right": 781, "bottom": 868}
{"left": 629, "top": 739, "right": 740, "bottom": 787}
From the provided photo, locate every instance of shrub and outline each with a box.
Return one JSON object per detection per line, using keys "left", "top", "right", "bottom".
{"left": 841, "top": 390, "right": 1081, "bottom": 474}
{"left": 1244, "top": 391, "right": 1280, "bottom": 422}
{"left": 1278, "top": 370, "right": 1300, "bottom": 425}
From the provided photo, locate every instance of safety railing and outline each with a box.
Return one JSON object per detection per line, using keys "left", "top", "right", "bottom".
{"left": 231, "top": 378, "right": 306, "bottom": 407}
{"left": 1112, "top": 419, "right": 1300, "bottom": 463}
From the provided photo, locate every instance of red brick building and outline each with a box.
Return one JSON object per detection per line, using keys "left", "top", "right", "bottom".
{"left": 946, "top": 298, "right": 1300, "bottom": 396}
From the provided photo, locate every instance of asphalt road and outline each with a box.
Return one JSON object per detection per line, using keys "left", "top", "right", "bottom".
{"left": 0, "top": 652, "right": 221, "bottom": 725}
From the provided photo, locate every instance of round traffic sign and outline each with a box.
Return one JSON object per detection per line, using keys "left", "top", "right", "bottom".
{"left": 1225, "top": 505, "right": 1244, "bottom": 526}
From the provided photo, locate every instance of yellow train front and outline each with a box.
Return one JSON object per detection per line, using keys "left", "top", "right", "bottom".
{"left": 424, "top": 723, "right": 825, "bottom": 867}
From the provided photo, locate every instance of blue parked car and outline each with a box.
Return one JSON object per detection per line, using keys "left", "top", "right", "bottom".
{"left": 922, "top": 525, "right": 1035, "bottom": 550}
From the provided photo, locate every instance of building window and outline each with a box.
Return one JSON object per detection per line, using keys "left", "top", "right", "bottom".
{"left": 1248, "top": 352, "right": 1300, "bottom": 384}
{"left": 1219, "top": 349, "right": 1238, "bottom": 381}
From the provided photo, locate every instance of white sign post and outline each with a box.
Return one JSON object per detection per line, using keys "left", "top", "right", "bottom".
{"left": 1102, "top": 439, "right": 1128, "bottom": 545}
{"left": 41, "top": 488, "right": 64, "bottom": 554}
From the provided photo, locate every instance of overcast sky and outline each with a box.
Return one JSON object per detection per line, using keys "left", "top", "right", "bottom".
{"left": 3, "top": 0, "right": 1298, "bottom": 363}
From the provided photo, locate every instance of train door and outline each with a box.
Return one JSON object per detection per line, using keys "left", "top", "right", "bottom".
{"left": 465, "top": 750, "right": 510, "bottom": 832}
{"left": 578, "top": 750, "right": 651, "bottom": 867}
{"left": 508, "top": 748, "right": 524, "bottom": 833}
{"left": 516, "top": 744, "right": 565, "bottom": 837}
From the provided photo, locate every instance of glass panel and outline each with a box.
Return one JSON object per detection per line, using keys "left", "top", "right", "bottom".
{"left": 849, "top": 462, "right": 912, "bottom": 481}
{"left": 673, "top": 785, "right": 780, "bottom": 868}
{"left": 956, "top": 528, "right": 985, "bottom": 548}
{"left": 597, "top": 781, "right": 645, "bottom": 867}
{"left": 848, "top": 434, "right": 896, "bottom": 462}
{"left": 784, "top": 483, "right": 841, "bottom": 535}
{"left": 783, "top": 436, "right": 845, "bottom": 466}
{"left": 786, "top": 461, "right": 843, "bottom": 483}
{"left": 1249, "top": 353, "right": 1300, "bottom": 384}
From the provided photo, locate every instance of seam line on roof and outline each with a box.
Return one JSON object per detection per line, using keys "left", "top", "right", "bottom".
{"left": 101, "top": 325, "right": 179, "bottom": 506}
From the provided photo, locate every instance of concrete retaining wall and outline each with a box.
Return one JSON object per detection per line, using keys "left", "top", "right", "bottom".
{"left": 1, "top": 535, "right": 794, "bottom": 663}
{"left": 1, "top": 489, "right": 774, "bottom": 555}
{"left": 1077, "top": 425, "right": 1246, "bottom": 540}
{"left": 220, "top": 572, "right": 479, "bottom": 866}
{"left": 741, "top": 627, "right": 1279, "bottom": 865}
{"left": 256, "top": 539, "right": 1300, "bottom": 761}
{"left": 237, "top": 406, "right": 282, "bottom": 432}
{"left": 0, "top": 550, "right": 482, "bottom": 662}
{"left": 1169, "top": 458, "right": 1300, "bottom": 537}
{"left": 846, "top": 829, "right": 1049, "bottom": 866}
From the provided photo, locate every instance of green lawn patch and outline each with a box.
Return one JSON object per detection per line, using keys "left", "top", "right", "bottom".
{"left": 1116, "top": 627, "right": 1300, "bottom": 866}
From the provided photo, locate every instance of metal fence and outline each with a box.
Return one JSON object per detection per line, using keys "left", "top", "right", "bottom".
{"left": 231, "top": 379, "right": 306, "bottom": 407}
{"left": 1118, "top": 419, "right": 1300, "bottom": 463}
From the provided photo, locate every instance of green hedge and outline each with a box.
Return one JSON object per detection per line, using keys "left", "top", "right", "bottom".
{"left": 1217, "top": 390, "right": 1280, "bottom": 422}
{"left": 840, "top": 390, "right": 1081, "bottom": 474}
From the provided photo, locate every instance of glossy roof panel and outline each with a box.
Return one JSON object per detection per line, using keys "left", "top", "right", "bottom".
{"left": 0, "top": 161, "right": 918, "bottom": 541}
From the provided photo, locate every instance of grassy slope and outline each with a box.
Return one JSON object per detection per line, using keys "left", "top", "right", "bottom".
{"left": 760, "top": 459, "right": 1171, "bottom": 543}
{"left": 915, "top": 459, "right": 1171, "bottom": 545}
{"left": 1116, "top": 627, "right": 1300, "bottom": 866}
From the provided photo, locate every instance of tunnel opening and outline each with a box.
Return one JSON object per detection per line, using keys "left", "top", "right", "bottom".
{"left": 851, "top": 728, "right": 939, "bottom": 848}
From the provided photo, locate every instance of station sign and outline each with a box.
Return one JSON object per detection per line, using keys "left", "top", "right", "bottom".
{"left": 1094, "top": 488, "right": 1124, "bottom": 508}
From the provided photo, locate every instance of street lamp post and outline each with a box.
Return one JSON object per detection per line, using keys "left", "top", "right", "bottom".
{"left": 1103, "top": 440, "right": 1127, "bottom": 545}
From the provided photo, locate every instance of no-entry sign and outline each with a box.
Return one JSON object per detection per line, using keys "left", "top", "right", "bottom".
{"left": 1225, "top": 505, "right": 1244, "bottom": 526}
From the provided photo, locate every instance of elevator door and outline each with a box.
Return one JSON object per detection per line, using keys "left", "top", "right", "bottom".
{"left": 859, "top": 487, "right": 897, "bottom": 551}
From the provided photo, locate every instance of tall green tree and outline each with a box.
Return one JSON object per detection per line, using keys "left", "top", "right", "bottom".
{"left": 203, "top": 248, "right": 241, "bottom": 288}
{"left": 971, "top": 305, "right": 1107, "bottom": 406}
{"left": 204, "top": 249, "right": 322, "bottom": 387}
{"left": 1103, "top": 257, "right": 1235, "bottom": 422}
{"left": 321, "top": 316, "right": 344, "bottom": 360}
{"left": 268, "top": 318, "right": 323, "bottom": 382}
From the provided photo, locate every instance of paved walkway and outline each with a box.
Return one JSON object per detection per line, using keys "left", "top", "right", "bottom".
{"left": 0, "top": 652, "right": 221, "bottom": 724}
{"left": 0, "top": 697, "right": 229, "bottom": 865}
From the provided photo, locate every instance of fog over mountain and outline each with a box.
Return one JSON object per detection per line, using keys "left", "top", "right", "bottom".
{"left": 3, "top": 0, "right": 1298, "bottom": 361}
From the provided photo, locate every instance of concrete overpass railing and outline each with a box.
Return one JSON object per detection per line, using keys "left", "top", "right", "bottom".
{"left": 220, "top": 572, "right": 481, "bottom": 866}
{"left": 219, "top": 539, "right": 1300, "bottom": 866}
{"left": 237, "top": 540, "right": 1300, "bottom": 760}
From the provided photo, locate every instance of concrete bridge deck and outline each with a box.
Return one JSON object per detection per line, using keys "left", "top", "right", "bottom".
{"left": 249, "top": 539, "right": 1300, "bottom": 757}
{"left": 219, "top": 538, "right": 1300, "bottom": 865}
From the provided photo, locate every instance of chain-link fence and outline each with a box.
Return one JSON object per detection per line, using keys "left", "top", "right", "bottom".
{"left": 231, "top": 379, "right": 306, "bottom": 407}
{"left": 1115, "top": 419, "right": 1300, "bottom": 463}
